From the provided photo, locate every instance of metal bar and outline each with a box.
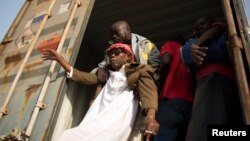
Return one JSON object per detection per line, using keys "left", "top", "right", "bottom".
{"left": 222, "top": 0, "right": 250, "bottom": 124}
{"left": 0, "top": 0, "right": 56, "bottom": 118}
{"left": 24, "top": 0, "right": 81, "bottom": 139}
{"left": 232, "top": 0, "right": 250, "bottom": 71}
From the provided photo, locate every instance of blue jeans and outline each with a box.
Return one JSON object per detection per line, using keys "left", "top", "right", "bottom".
{"left": 154, "top": 99, "right": 192, "bottom": 141}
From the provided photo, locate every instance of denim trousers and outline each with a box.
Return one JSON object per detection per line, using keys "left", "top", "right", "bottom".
{"left": 154, "top": 98, "right": 193, "bottom": 141}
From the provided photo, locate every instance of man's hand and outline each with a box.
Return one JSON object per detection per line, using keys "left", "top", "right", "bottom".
{"left": 144, "top": 108, "right": 159, "bottom": 141}
{"left": 41, "top": 49, "right": 61, "bottom": 61}
{"left": 96, "top": 68, "right": 109, "bottom": 83}
{"left": 41, "top": 49, "right": 71, "bottom": 72}
{"left": 190, "top": 44, "right": 208, "bottom": 65}
{"left": 144, "top": 116, "right": 159, "bottom": 141}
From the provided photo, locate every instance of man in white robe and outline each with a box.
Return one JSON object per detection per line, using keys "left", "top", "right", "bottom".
{"left": 42, "top": 43, "right": 159, "bottom": 141}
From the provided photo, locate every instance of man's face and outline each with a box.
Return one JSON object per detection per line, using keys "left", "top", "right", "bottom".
{"left": 196, "top": 17, "right": 212, "bottom": 34}
{"left": 107, "top": 48, "right": 131, "bottom": 70}
{"left": 110, "top": 24, "right": 131, "bottom": 44}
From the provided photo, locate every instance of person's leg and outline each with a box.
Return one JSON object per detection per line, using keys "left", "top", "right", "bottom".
{"left": 154, "top": 100, "right": 179, "bottom": 141}
{"left": 186, "top": 73, "right": 217, "bottom": 141}
{"left": 215, "top": 74, "right": 243, "bottom": 124}
{"left": 154, "top": 99, "right": 192, "bottom": 141}
{"left": 186, "top": 73, "right": 244, "bottom": 141}
{"left": 176, "top": 99, "right": 193, "bottom": 141}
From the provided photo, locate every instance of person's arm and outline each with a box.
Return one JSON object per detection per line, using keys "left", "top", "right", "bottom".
{"left": 41, "top": 49, "right": 98, "bottom": 84}
{"left": 90, "top": 57, "right": 109, "bottom": 83}
{"left": 136, "top": 65, "right": 159, "bottom": 139}
{"left": 145, "top": 108, "right": 159, "bottom": 141}
{"left": 196, "top": 25, "right": 225, "bottom": 46}
{"left": 190, "top": 24, "right": 226, "bottom": 65}
{"left": 70, "top": 68, "right": 98, "bottom": 84}
{"left": 147, "top": 42, "right": 160, "bottom": 69}
{"left": 137, "top": 65, "right": 158, "bottom": 111}
{"left": 181, "top": 39, "right": 200, "bottom": 65}
{"left": 141, "top": 41, "right": 160, "bottom": 86}
{"left": 41, "top": 49, "right": 71, "bottom": 72}
{"left": 159, "top": 52, "right": 171, "bottom": 92}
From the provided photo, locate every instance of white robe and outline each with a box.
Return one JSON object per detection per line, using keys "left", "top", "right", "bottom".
{"left": 58, "top": 65, "right": 139, "bottom": 141}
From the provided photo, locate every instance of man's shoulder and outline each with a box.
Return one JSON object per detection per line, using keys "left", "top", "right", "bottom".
{"left": 132, "top": 33, "right": 151, "bottom": 43}
{"left": 132, "top": 33, "right": 157, "bottom": 50}
{"left": 132, "top": 33, "right": 146, "bottom": 40}
{"left": 126, "top": 62, "right": 142, "bottom": 69}
{"left": 127, "top": 63, "right": 154, "bottom": 73}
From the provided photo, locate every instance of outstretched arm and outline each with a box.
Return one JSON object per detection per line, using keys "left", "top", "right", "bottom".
{"left": 41, "top": 49, "right": 71, "bottom": 72}
{"left": 41, "top": 49, "right": 98, "bottom": 84}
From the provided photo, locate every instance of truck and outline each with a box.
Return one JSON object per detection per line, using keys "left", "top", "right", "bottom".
{"left": 0, "top": 0, "right": 249, "bottom": 140}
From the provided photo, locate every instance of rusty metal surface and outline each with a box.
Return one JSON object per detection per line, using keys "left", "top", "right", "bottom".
{"left": 0, "top": 0, "right": 94, "bottom": 140}
{"left": 233, "top": 47, "right": 250, "bottom": 123}
{"left": 232, "top": 0, "right": 250, "bottom": 122}
{"left": 223, "top": 0, "right": 250, "bottom": 123}
{"left": 232, "top": 0, "right": 250, "bottom": 71}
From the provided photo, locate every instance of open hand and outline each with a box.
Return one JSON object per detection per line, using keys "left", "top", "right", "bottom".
{"left": 96, "top": 68, "right": 109, "bottom": 83}
{"left": 190, "top": 44, "right": 208, "bottom": 65}
{"left": 144, "top": 117, "right": 159, "bottom": 141}
{"left": 41, "top": 49, "right": 60, "bottom": 61}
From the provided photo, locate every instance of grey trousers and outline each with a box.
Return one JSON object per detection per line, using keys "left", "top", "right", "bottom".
{"left": 186, "top": 73, "right": 243, "bottom": 141}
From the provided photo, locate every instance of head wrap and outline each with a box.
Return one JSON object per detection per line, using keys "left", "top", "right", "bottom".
{"left": 105, "top": 43, "right": 133, "bottom": 57}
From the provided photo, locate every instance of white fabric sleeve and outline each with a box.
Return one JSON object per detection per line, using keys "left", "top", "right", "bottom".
{"left": 66, "top": 66, "right": 73, "bottom": 78}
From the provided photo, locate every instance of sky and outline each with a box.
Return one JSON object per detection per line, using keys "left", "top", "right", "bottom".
{"left": 0, "top": 0, "right": 250, "bottom": 42}
{"left": 244, "top": 0, "right": 250, "bottom": 24}
{"left": 0, "top": 0, "right": 24, "bottom": 41}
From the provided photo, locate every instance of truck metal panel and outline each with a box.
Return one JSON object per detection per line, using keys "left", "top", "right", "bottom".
{"left": 0, "top": 0, "right": 95, "bottom": 140}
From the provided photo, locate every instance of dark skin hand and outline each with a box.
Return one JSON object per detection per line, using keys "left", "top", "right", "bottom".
{"left": 144, "top": 108, "right": 160, "bottom": 141}
{"left": 145, "top": 118, "right": 159, "bottom": 141}
{"left": 96, "top": 68, "right": 109, "bottom": 83}
{"left": 190, "top": 26, "right": 223, "bottom": 65}
{"left": 190, "top": 44, "right": 207, "bottom": 65}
